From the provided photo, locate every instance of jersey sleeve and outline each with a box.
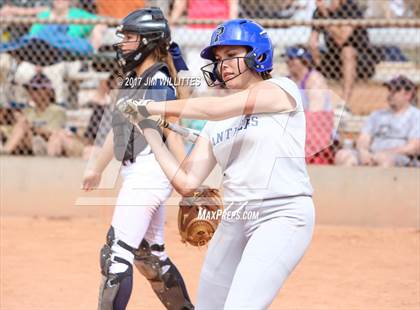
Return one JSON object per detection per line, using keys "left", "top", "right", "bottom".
{"left": 199, "top": 120, "right": 214, "bottom": 141}
{"left": 267, "top": 77, "right": 303, "bottom": 112}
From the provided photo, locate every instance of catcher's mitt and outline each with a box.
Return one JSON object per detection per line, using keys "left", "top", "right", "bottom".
{"left": 178, "top": 186, "right": 223, "bottom": 247}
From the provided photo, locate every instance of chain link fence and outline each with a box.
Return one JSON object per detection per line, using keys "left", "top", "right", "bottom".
{"left": 0, "top": 0, "right": 419, "bottom": 166}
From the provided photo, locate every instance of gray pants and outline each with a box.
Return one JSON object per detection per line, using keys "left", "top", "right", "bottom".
{"left": 196, "top": 196, "right": 315, "bottom": 310}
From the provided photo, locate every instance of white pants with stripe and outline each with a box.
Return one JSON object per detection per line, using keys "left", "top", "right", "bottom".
{"left": 111, "top": 154, "right": 172, "bottom": 249}
{"left": 196, "top": 195, "right": 315, "bottom": 310}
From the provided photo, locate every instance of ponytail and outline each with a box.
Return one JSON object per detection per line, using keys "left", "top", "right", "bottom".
{"left": 261, "top": 71, "right": 272, "bottom": 80}
{"left": 153, "top": 45, "right": 190, "bottom": 100}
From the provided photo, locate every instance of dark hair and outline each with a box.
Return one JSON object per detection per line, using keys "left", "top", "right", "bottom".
{"left": 28, "top": 87, "right": 56, "bottom": 105}
{"left": 261, "top": 71, "right": 272, "bottom": 80}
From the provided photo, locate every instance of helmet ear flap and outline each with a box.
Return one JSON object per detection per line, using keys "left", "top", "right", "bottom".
{"left": 244, "top": 52, "right": 257, "bottom": 70}
{"left": 245, "top": 51, "right": 270, "bottom": 72}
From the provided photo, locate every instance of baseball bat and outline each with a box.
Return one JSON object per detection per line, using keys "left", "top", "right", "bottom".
{"left": 131, "top": 118, "right": 199, "bottom": 143}
{"left": 157, "top": 118, "right": 200, "bottom": 143}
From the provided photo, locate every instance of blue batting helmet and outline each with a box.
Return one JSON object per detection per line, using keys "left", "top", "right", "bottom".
{"left": 200, "top": 19, "right": 273, "bottom": 73}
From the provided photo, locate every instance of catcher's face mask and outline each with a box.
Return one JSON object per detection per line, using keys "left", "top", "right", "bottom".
{"left": 116, "top": 31, "right": 141, "bottom": 52}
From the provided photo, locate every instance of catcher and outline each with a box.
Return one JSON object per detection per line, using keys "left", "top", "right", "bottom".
{"left": 82, "top": 8, "right": 195, "bottom": 310}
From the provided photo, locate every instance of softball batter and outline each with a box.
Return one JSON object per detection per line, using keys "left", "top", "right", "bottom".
{"left": 82, "top": 8, "right": 193, "bottom": 310}
{"left": 120, "top": 19, "right": 315, "bottom": 309}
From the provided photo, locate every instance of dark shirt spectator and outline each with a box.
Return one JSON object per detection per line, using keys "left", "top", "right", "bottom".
{"left": 239, "top": 0, "right": 297, "bottom": 19}
{"left": 309, "top": 0, "right": 381, "bottom": 105}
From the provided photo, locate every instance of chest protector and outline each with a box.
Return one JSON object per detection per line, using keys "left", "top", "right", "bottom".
{"left": 112, "top": 63, "right": 168, "bottom": 162}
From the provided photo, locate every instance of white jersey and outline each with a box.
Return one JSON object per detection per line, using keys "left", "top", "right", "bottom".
{"left": 201, "top": 77, "right": 313, "bottom": 201}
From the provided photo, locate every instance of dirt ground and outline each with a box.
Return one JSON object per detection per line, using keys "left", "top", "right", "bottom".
{"left": 1, "top": 209, "right": 419, "bottom": 310}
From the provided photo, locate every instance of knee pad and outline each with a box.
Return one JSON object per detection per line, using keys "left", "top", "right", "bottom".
{"left": 134, "top": 239, "right": 194, "bottom": 310}
{"left": 98, "top": 227, "right": 134, "bottom": 310}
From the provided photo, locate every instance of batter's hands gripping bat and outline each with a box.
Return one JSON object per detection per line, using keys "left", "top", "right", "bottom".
{"left": 116, "top": 98, "right": 199, "bottom": 143}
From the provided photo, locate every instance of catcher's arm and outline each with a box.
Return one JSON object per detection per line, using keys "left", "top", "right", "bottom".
{"left": 142, "top": 127, "right": 217, "bottom": 196}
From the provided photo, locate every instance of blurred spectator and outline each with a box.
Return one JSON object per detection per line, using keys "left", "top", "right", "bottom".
{"left": 365, "top": 0, "right": 417, "bottom": 18}
{"left": 293, "top": 0, "right": 317, "bottom": 20}
{"left": 169, "top": 0, "right": 238, "bottom": 27}
{"left": 1, "top": 72, "right": 116, "bottom": 158}
{"left": 283, "top": 44, "right": 331, "bottom": 111}
{"left": 148, "top": 0, "right": 171, "bottom": 17}
{"left": 239, "top": 0, "right": 301, "bottom": 19}
{"left": 308, "top": 0, "right": 381, "bottom": 105}
{"left": 77, "top": 0, "right": 97, "bottom": 14}
{"left": 28, "top": 0, "right": 105, "bottom": 50}
{"left": 59, "top": 74, "right": 114, "bottom": 159}
{"left": 283, "top": 45, "right": 335, "bottom": 165}
{"left": 0, "top": 0, "right": 49, "bottom": 40}
{"left": 0, "top": 0, "right": 106, "bottom": 105}
{"left": 95, "top": 0, "right": 145, "bottom": 19}
{"left": 0, "top": 0, "right": 48, "bottom": 17}
{"left": 0, "top": 0, "right": 105, "bottom": 50}
{"left": 0, "top": 73, "right": 67, "bottom": 156}
{"left": 335, "top": 76, "right": 420, "bottom": 167}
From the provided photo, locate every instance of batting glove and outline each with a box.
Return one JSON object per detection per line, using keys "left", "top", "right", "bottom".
{"left": 116, "top": 97, "right": 153, "bottom": 123}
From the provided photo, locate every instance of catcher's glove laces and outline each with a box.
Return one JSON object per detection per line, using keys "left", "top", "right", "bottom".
{"left": 178, "top": 186, "right": 223, "bottom": 247}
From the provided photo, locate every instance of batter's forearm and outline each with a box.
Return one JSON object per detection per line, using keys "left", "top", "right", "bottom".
{"left": 141, "top": 83, "right": 294, "bottom": 121}
{"left": 147, "top": 97, "right": 220, "bottom": 120}
{"left": 143, "top": 128, "right": 199, "bottom": 196}
{"left": 165, "top": 130, "right": 187, "bottom": 163}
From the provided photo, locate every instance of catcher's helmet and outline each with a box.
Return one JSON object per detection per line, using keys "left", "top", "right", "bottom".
{"left": 200, "top": 19, "right": 273, "bottom": 73}
{"left": 114, "top": 7, "right": 171, "bottom": 73}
